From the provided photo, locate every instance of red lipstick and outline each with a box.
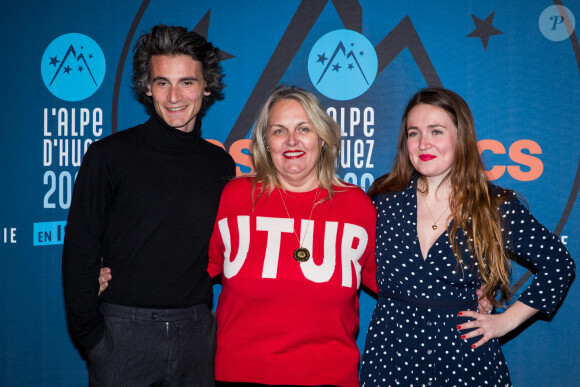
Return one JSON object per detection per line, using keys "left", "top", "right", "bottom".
{"left": 283, "top": 150, "right": 305, "bottom": 159}
{"left": 419, "top": 154, "right": 436, "bottom": 161}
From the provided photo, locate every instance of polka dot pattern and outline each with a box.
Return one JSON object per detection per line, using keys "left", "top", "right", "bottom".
{"left": 360, "top": 181, "right": 575, "bottom": 386}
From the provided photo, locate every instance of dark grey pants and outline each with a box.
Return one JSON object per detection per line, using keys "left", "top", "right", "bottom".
{"left": 88, "top": 302, "right": 216, "bottom": 387}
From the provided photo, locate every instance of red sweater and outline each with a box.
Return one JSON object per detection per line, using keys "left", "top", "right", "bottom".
{"left": 208, "top": 177, "right": 377, "bottom": 386}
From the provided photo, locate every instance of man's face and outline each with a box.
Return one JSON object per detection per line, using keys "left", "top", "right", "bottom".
{"left": 146, "top": 55, "right": 210, "bottom": 133}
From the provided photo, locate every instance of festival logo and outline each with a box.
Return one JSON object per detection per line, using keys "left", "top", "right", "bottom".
{"left": 41, "top": 33, "right": 106, "bottom": 101}
{"left": 308, "top": 29, "right": 378, "bottom": 101}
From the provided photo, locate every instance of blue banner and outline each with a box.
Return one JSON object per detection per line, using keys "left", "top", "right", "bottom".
{"left": 1, "top": 1, "right": 578, "bottom": 385}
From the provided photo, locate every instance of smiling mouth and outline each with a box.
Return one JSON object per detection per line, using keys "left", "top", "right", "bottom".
{"left": 419, "top": 154, "right": 436, "bottom": 161}
{"left": 166, "top": 106, "right": 187, "bottom": 112}
{"left": 283, "top": 151, "right": 305, "bottom": 158}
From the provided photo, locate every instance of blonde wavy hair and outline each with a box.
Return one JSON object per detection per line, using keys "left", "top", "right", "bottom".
{"left": 250, "top": 86, "right": 344, "bottom": 201}
{"left": 369, "top": 87, "right": 516, "bottom": 304}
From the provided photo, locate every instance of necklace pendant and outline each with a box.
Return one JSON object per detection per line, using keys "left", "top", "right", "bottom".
{"left": 293, "top": 247, "right": 310, "bottom": 262}
{"left": 432, "top": 224, "right": 438, "bottom": 230}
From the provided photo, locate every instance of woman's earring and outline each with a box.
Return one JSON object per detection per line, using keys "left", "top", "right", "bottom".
{"left": 267, "top": 146, "right": 271, "bottom": 152}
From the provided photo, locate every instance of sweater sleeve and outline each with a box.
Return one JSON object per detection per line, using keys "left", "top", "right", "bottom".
{"left": 361, "top": 253, "right": 378, "bottom": 294}
{"left": 500, "top": 195, "right": 575, "bottom": 314}
{"left": 207, "top": 182, "right": 230, "bottom": 279}
{"left": 361, "top": 197, "right": 378, "bottom": 294}
{"left": 208, "top": 218, "right": 225, "bottom": 279}
{"left": 62, "top": 142, "right": 113, "bottom": 354}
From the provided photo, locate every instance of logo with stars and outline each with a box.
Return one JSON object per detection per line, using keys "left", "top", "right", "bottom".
{"left": 308, "top": 29, "right": 378, "bottom": 101}
{"left": 41, "top": 33, "right": 106, "bottom": 102}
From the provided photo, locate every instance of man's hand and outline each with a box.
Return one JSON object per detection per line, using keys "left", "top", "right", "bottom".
{"left": 476, "top": 288, "right": 493, "bottom": 314}
{"left": 98, "top": 267, "right": 111, "bottom": 296}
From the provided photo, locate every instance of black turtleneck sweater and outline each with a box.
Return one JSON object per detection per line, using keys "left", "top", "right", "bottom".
{"left": 62, "top": 114, "right": 235, "bottom": 354}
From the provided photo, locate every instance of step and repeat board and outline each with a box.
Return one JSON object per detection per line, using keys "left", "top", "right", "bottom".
{"left": 1, "top": 1, "right": 578, "bottom": 385}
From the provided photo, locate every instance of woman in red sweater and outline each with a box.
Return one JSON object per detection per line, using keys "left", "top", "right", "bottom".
{"left": 208, "top": 86, "right": 377, "bottom": 386}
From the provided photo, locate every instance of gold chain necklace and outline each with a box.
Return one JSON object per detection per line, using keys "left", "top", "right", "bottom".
{"left": 419, "top": 192, "right": 449, "bottom": 230}
{"left": 278, "top": 187, "right": 319, "bottom": 262}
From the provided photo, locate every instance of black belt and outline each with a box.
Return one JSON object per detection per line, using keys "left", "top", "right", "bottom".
{"left": 100, "top": 302, "right": 209, "bottom": 321}
{"left": 379, "top": 291, "right": 478, "bottom": 311}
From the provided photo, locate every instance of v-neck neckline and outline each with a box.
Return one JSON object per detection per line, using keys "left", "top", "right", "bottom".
{"left": 415, "top": 221, "right": 450, "bottom": 261}
{"left": 405, "top": 186, "right": 453, "bottom": 262}
{"left": 416, "top": 194, "right": 451, "bottom": 261}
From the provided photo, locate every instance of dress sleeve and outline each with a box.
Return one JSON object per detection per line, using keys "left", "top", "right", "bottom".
{"left": 62, "top": 142, "right": 112, "bottom": 353}
{"left": 500, "top": 195, "right": 575, "bottom": 314}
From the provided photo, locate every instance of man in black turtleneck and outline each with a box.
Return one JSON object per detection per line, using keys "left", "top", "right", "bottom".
{"left": 62, "top": 25, "right": 235, "bottom": 386}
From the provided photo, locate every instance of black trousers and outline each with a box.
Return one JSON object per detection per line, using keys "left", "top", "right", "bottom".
{"left": 88, "top": 302, "right": 216, "bottom": 386}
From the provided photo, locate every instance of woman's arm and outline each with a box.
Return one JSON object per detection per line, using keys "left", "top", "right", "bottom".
{"left": 457, "top": 301, "right": 537, "bottom": 348}
{"left": 459, "top": 194, "right": 575, "bottom": 348}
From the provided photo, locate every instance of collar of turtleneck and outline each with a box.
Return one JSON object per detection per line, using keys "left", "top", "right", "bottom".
{"left": 143, "top": 112, "right": 202, "bottom": 153}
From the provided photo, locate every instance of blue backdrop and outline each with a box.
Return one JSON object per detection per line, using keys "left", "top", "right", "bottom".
{"left": 1, "top": 1, "right": 578, "bottom": 385}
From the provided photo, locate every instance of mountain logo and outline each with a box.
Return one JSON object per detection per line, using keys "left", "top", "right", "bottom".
{"left": 308, "top": 29, "right": 378, "bottom": 101}
{"left": 41, "top": 33, "right": 106, "bottom": 102}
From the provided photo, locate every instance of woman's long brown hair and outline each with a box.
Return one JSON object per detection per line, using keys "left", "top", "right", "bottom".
{"left": 369, "top": 87, "right": 516, "bottom": 304}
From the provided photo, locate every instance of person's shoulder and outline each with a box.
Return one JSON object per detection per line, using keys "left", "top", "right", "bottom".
{"left": 371, "top": 184, "right": 409, "bottom": 203}
{"left": 91, "top": 122, "right": 146, "bottom": 150}
{"left": 489, "top": 182, "right": 510, "bottom": 195}
{"left": 199, "top": 139, "right": 235, "bottom": 166}
{"left": 218, "top": 177, "right": 257, "bottom": 207}
{"left": 80, "top": 124, "right": 144, "bottom": 165}
{"left": 334, "top": 182, "right": 368, "bottom": 198}
{"left": 488, "top": 183, "right": 529, "bottom": 218}
{"left": 222, "top": 176, "right": 254, "bottom": 194}
{"left": 331, "top": 182, "right": 376, "bottom": 223}
{"left": 333, "top": 181, "right": 375, "bottom": 207}
{"left": 489, "top": 183, "right": 522, "bottom": 205}
{"left": 199, "top": 138, "right": 230, "bottom": 156}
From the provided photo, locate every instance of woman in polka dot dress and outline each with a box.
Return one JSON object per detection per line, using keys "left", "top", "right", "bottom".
{"left": 360, "top": 87, "right": 575, "bottom": 386}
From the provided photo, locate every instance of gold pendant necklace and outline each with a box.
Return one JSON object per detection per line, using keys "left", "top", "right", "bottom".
{"left": 278, "top": 187, "right": 319, "bottom": 262}
{"left": 419, "top": 192, "right": 449, "bottom": 230}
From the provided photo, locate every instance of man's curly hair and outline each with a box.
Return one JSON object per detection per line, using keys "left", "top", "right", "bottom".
{"left": 132, "top": 24, "right": 224, "bottom": 109}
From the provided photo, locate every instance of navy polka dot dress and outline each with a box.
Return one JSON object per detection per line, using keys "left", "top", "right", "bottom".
{"left": 360, "top": 181, "right": 575, "bottom": 386}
